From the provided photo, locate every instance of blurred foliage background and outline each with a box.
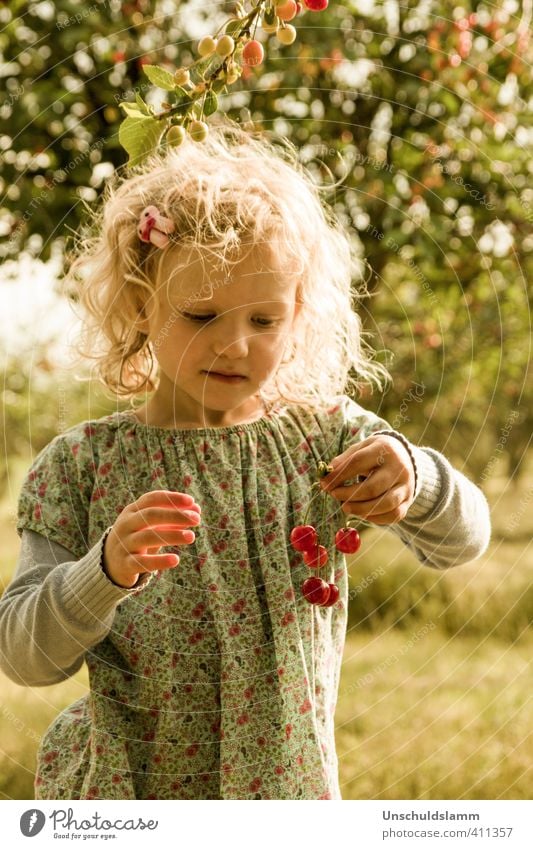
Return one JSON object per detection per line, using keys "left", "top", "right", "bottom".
{"left": 0, "top": 0, "right": 532, "bottom": 800}
{"left": 0, "top": 0, "right": 532, "bottom": 484}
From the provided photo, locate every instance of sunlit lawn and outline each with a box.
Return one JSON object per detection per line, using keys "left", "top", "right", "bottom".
{"left": 337, "top": 628, "right": 532, "bottom": 800}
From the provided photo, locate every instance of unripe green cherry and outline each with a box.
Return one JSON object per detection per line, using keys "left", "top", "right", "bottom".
{"left": 198, "top": 36, "right": 217, "bottom": 57}
{"left": 167, "top": 124, "right": 186, "bottom": 146}
{"left": 276, "top": 24, "right": 297, "bottom": 44}
{"left": 173, "top": 67, "right": 190, "bottom": 86}
{"left": 216, "top": 34, "right": 235, "bottom": 57}
{"left": 188, "top": 120, "right": 209, "bottom": 142}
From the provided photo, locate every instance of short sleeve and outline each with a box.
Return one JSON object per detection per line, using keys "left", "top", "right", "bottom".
{"left": 337, "top": 395, "right": 394, "bottom": 451}
{"left": 16, "top": 433, "right": 91, "bottom": 561}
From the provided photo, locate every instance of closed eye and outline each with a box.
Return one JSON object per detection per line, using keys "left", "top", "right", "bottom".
{"left": 181, "top": 312, "right": 279, "bottom": 327}
{"left": 254, "top": 317, "right": 278, "bottom": 327}
{"left": 180, "top": 312, "right": 215, "bottom": 322}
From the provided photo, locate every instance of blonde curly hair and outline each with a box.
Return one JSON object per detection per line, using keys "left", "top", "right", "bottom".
{"left": 66, "top": 118, "right": 390, "bottom": 410}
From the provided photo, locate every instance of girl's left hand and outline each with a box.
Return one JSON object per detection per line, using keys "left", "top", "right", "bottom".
{"left": 319, "top": 434, "right": 416, "bottom": 525}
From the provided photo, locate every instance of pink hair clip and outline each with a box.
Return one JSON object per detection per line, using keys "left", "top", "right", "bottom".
{"left": 137, "top": 205, "right": 175, "bottom": 248}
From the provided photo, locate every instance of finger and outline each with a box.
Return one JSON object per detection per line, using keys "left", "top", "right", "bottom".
{"left": 131, "top": 527, "right": 197, "bottom": 548}
{"left": 321, "top": 443, "right": 387, "bottom": 489}
{"left": 143, "top": 530, "right": 196, "bottom": 554}
{"left": 131, "top": 552, "right": 182, "bottom": 572}
{"left": 134, "top": 490, "right": 200, "bottom": 510}
{"left": 126, "top": 507, "right": 202, "bottom": 532}
{"left": 324, "top": 468, "right": 392, "bottom": 502}
{"left": 147, "top": 510, "right": 202, "bottom": 526}
{"left": 339, "top": 492, "right": 411, "bottom": 523}
{"left": 341, "top": 504, "right": 410, "bottom": 525}
{"left": 328, "top": 433, "right": 384, "bottom": 468}
{"left": 339, "top": 484, "right": 407, "bottom": 513}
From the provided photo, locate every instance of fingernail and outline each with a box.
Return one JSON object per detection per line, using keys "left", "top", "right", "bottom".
{"left": 184, "top": 510, "right": 201, "bottom": 522}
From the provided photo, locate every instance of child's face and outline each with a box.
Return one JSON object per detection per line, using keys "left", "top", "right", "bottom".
{"left": 142, "top": 243, "right": 301, "bottom": 426}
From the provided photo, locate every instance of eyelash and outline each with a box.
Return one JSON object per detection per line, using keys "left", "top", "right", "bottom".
{"left": 181, "top": 313, "right": 278, "bottom": 328}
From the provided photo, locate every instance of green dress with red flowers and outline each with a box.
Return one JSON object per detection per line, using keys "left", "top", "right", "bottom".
{"left": 11, "top": 396, "right": 466, "bottom": 799}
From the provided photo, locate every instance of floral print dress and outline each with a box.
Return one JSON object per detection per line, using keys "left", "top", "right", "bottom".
{"left": 16, "top": 397, "right": 391, "bottom": 800}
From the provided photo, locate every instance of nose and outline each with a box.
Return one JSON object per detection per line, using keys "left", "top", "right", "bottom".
{"left": 211, "top": 323, "right": 249, "bottom": 359}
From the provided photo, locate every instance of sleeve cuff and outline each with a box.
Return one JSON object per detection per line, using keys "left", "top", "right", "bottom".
{"left": 372, "top": 430, "right": 442, "bottom": 520}
{"left": 61, "top": 528, "right": 153, "bottom": 625}
{"left": 404, "top": 445, "right": 443, "bottom": 519}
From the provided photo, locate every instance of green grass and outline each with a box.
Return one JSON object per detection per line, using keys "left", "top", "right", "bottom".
{"left": 0, "top": 670, "right": 88, "bottom": 800}
{"left": 1, "top": 457, "right": 531, "bottom": 799}
{"left": 337, "top": 629, "right": 532, "bottom": 800}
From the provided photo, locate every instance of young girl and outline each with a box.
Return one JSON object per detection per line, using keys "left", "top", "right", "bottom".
{"left": 0, "top": 121, "right": 490, "bottom": 801}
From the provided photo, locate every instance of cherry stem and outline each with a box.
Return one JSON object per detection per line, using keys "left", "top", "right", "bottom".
{"left": 302, "top": 460, "right": 334, "bottom": 531}
{"left": 155, "top": 0, "right": 268, "bottom": 124}
{"left": 302, "top": 482, "right": 321, "bottom": 526}
{"left": 318, "top": 486, "right": 327, "bottom": 559}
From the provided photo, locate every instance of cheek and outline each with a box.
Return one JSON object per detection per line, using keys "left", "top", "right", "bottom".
{"left": 255, "top": 331, "right": 285, "bottom": 354}
{"left": 254, "top": 337, "right": 289, "bottom": 373}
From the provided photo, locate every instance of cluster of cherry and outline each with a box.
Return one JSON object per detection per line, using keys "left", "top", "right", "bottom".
{"left": 289, "top": 461, "right": 362, "bottom": 607}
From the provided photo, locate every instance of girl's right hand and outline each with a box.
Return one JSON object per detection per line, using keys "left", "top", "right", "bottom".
{"left": 102, "top": 490, "right": 201, "bottom": 588}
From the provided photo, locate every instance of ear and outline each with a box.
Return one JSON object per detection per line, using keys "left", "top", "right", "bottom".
{"left": 292, "top": 298, "right": 303, "bottom": 323}
{"left": 137, "top": 314, "right": 151, "bottom": 337}
{"left": 135, "top": 296, "right": 154, "bottom": 337}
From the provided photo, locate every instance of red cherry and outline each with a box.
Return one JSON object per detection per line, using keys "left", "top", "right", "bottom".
{"left": 290, "top": 525, "right": 318, "bottom": 552}
{"left": 276, "top": 0, "right": 297, "bottom": 21}
{"left": 242, "top": 40, "right": 264, "bottom": 66}
{"left": 334, "top": 528, "right": 361, "bottom": 554}
{"left": 302, "top": 545, "right": 328, "bottom": 568}
{"left": 321, "top": 583, "right": 339, "bottom": 607}
{"left": 302, "top": 577, "right": 330, "bottom": 605}
{"left": 303, "top": 0, "right": 328, "bottom": 10}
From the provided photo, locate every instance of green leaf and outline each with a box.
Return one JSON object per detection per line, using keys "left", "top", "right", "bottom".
{"left": 142, "top": 64, "right": 177, "bottom": 91}
{"left": 174, "top": 85, "right": 193, "bottom": 105}
{"left": 190, "top": 101, "right": 203, "bottom": 120}
{"left": 212, "top": 79, "right": 228, "bottom": 94}
{"left": 118, "top": 115, "right": 166, "bottom": 166}
{"left": 225, "top": 18, "right": 242, "bottom": 36}
{"left": 203, "top": 90, "right": 218, "bottom": 116}
{"left": 118, "top": 101, "right": 146, "bottom": 119}
{"left": 170, "top": 86, "right": 193, "bottom": 116}
{"left": 189, "top": 55, "right": 212, "bottom": 78}
{"left": 188, "top": 54, "right": 223, "bottom": 84}
{"left": 134, "top": 92, "right": 152, "bottom": 115}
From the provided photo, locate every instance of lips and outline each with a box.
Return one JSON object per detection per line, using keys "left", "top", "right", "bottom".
{"left": 202, "top": 370, "right": 247, "bottom": 378}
